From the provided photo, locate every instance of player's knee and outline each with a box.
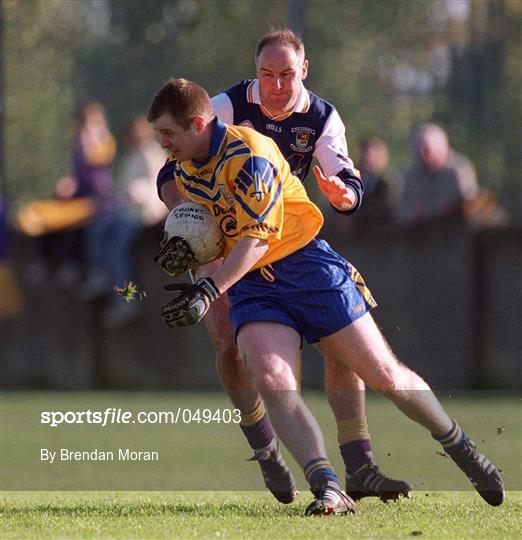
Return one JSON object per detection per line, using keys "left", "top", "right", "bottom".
{"left": 249, "top": 357, "right": 296, "bottom": 391}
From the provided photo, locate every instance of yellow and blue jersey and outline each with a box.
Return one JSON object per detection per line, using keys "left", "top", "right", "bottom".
{"left": 159, "top": 118, "right": 324, "bottom": 271}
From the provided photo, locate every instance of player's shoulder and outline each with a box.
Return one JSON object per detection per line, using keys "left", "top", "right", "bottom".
{"left": 224, "top": 79, "right": 254, "bottom": 101}
{"left": 306, "top": 89, "right": 337, "bottom": 121}
{"left": 298, "top": 88, "right": 340, "bottom": 136}
{"left": 157, "top": 156, "right": 178, "bottom": 180}
{"left": 227, "top": 123, "right": 272, "bottom": 150}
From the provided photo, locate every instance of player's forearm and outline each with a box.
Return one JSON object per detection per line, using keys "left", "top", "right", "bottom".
{"left": 210, "top": 236, "right": 269, "bottom": 294}
{"left": 332, "top": 169, "right": 364, "bottom": 215}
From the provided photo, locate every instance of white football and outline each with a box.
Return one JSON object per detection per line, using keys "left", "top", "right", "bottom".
{"left": 164, "top": 202, "right": 224, "bottom": 266}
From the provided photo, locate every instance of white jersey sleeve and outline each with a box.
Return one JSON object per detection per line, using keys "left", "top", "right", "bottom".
{"left": 313, "top": 108, "right": 355, "bottom": 177}
{"left": 211, "top": 93, "right": 234, "bottom": 124}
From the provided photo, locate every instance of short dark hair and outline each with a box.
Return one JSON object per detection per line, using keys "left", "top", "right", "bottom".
{"left": 255, "top": 28, "right": 305, "bottom": 62}
{"left": 147, "top": 78, "right": 213, "bottom": 130}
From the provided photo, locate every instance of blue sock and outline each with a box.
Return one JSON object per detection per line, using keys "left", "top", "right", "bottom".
{"left": 304, "top": 457, "right": 341, "bottom": 490}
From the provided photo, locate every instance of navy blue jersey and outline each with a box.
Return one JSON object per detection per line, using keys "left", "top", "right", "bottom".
{"left": 211, "top": 79, "right": 363, "bottom": 213}
{"left": 223, "top": 80, "right": 333, "bottom": 181}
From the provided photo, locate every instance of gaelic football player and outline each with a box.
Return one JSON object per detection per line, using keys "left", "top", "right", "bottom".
{"left": 156, "top": 29, "right": 411, "bottom": 505}
{"left": 149, "top": 78, "right": 504, "bottom": 514}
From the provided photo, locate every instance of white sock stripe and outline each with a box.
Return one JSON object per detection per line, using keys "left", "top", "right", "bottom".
{"left": 442, "top": 429, "right": 463, "bottom": 448}
{"left": 438, "top": 420, "right": 463, "bottom": 447}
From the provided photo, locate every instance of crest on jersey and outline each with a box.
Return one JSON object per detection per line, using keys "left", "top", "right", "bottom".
{"left": 295, "top": 130, "right": 309, "bottom": 149}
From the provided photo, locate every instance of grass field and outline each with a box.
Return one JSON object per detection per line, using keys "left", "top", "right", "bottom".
{"left": 1, "top": 391, "right": 521, "bottom": 538}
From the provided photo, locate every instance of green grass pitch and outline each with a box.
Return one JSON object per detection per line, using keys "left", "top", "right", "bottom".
{"left": 1, "top": 391, "right": 521, "bottom": 538}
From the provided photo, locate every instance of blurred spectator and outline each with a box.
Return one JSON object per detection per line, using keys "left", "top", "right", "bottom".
{"left": 82, "top": 115, "right": 168, "bottom": 328}
{"left": 398, "top": 123, "right": 479, "bottom": 226}
{"left": 52, "top": 101, "right": 117, "bottom": 288}
{"left": 352, "top": 136, "right": 393, "bottom": 235}
{"left": 116, "top": 115, "right": 167, "bottom": 228}
{"left": 75, "top": 105, "right": 148, "bottom": 327}
{"left": 72, "top": 101, "right": 117, "bottom": 201}
{"left": 23, "top": 102, "right": 117, "bottom": 287}
{"left": 0, "top": 198, "right": 23, "bottom": 321}
{"left": 79, "top": 114, "right": 167, "bottom": 328}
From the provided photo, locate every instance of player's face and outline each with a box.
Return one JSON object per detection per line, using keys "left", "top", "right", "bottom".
{"left": 256, "top": 44, "right": 308, "bottom": 116}
{"left": 153, "top": 113, "right": 198, "bottom": 162}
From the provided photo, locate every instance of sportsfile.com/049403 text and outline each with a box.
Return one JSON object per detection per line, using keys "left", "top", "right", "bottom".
{"left": 40, "top": 408, "right": 241, "bottom": 427}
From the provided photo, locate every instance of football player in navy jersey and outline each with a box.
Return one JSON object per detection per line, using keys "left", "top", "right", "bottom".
{"left": 157, "top": 29, "right": 412, "bottom": 504}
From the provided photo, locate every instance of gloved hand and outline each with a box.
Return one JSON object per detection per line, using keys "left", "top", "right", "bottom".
{"left": 154, "top": 233, "right": 196, "bottom": 277}
{"left": 313, "top": 165, "right": 356, "bottom": 212}
{"left": 161, "top": 277, "right": 220, "bottom": 327}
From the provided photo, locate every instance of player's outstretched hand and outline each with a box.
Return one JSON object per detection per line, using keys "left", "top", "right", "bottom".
{"left": 154, "top": 233, "right": 196, "bottom": 277}
{"left": 313, "top": 165, "right": 355, "bottom": 212}
{"left": 162, "top": 277, "right": 220, "bottom": 327}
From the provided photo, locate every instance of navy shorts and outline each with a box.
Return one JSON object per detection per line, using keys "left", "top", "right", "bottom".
{"left": 227, "top": 239, "right": 377, "bottom": 344}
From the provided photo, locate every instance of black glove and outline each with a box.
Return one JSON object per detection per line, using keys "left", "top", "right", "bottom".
{"left": 162, "top": 277, "right": 220, "bottom": 327}
{"left": 154, "top": 233, "right": 196, "bottom": 277}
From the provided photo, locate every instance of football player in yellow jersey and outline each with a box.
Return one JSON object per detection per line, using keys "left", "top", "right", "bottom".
{"left": 156, "top": 30, "right": 413, "bottom": 507}
{"left": 148, "top": 78, "right": 504, "bottom": 513}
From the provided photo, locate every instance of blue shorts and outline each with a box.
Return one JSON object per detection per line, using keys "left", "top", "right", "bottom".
{"left": 227, "top": 239, "right": 377, "bottom": 344}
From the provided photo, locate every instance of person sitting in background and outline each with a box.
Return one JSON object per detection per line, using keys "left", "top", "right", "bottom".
{"left": 89, "top": 116, "right": 168, "bottom": 328}
{"left": 398, "top": 123, "right": 479, "bottom": 226}
{"left": 351, "top": 137, "right": 393, "bottom": 236}
{"left": 117, "top": 115, "right": 168, "bottom": 230}
{"left": 22, "top": 102, "right": 117, "bottom": 288}
{"left": 76, "top": 106, "right": 151, "bottom": 328}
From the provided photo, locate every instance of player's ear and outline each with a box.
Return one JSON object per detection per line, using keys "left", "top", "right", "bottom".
{"left": 191, "top": 116, "right": 206, "bottom": 135}
{"left": 301, "top": 59, "right": 309, "bottom": 81}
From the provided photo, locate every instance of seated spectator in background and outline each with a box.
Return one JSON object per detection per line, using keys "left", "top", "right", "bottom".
{"left": 117, "top": 115, "right": 167, "bottom": 229}
{"left": 398, "top": 123, "right": 479, "bottom": 227}
{"left": 352, "top": 137, "right": 393, "bottom": 235}
{"left": 22, "top": 101, "right": 116, "bottom": 287}
{"left": 76, "top": 104, "right": 148, "bottom": 327}
{"left": 80, "top": 114, "right": 167, "bottom": 328}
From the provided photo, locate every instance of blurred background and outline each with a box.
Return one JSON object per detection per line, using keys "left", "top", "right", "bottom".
{"left": 1, "top": 0, "right": 521, "bottom": 391}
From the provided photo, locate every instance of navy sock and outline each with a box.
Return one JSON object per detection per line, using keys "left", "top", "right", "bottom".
{"left": 432, "top": 419, "right": 466, "bottom": 456}
{"left": 239, "top": 401, "right": 275, "bottom": 451}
